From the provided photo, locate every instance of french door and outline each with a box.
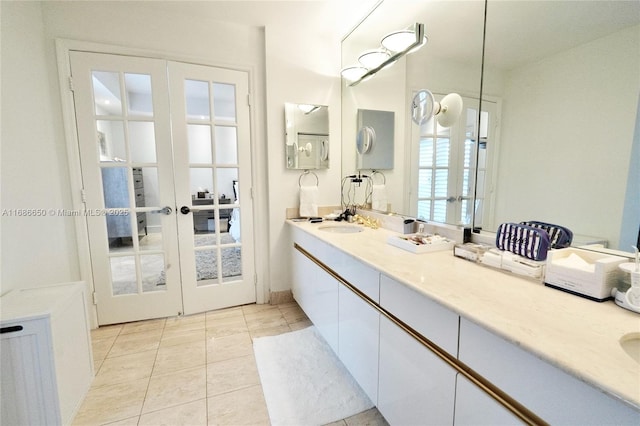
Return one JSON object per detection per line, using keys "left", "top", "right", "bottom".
{"left": 410, "top": 94, "right": 496, "bottom": 226}
{"left": 70, "top": 51, "right": 255, "bottom": 325}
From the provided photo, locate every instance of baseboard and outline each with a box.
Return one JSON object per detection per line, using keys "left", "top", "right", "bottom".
{"left": 270, "top": 290, "right": 294, "bottom": 305}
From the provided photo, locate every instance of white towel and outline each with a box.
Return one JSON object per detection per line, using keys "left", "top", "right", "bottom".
{"left": 299, "top": 185, "right": 318, "bottom": 217}
{"left": 371, "top": 184, "right": 388, "bottom": 212}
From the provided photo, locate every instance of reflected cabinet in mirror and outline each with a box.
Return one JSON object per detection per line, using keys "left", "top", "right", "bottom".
{"left": 341, "top": 0, "right": 639, "bottom": 251}
{"left": 285, "top": 103, "right": 329, "bottom": 170}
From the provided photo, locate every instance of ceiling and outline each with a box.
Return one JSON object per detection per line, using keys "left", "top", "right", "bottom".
{"left": 93, "top": 0, "right": 640, "bottom": 105}
{"left": 345, "top": 0, "right": 640, "bottom": 71}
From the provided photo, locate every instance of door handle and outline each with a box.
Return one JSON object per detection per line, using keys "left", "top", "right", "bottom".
{"left": 180, "top": 206, "right": 191, "bottom": 215}
{"left": 0, "top": 325, "right": 24, "bottom": 334}
{"left": 152, "top": 206, "right": 173, "bottom": 215}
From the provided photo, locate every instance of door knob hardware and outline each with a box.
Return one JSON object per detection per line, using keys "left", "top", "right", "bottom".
{"left": 180, "top": 206, "right": 191, "bottom": 215}
{"left": 152, "top": 206, "right": 173, "bottom": 215}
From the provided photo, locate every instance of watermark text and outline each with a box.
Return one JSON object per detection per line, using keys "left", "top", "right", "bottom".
{"left": 2, "top": 208, "right": 130, "bottom": 217}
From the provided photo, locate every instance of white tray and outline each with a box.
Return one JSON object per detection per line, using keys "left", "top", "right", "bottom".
{"left": 387, "top": 234, "right": 454, "bottom": 254}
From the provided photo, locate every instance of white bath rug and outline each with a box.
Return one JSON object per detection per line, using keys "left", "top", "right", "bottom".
{"left": 253, "top": 326, "right": 373, "bottom": 426}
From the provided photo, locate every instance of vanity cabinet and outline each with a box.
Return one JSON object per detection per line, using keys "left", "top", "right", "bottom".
{"left": 338, "top": 284, "right": 379, "bottom": 404}
{"left": 454, "top": 374, "right": 520, "bottom": 425}
{"left": 458, "top": 318, "right": 640, "bottom": 425}
{"left": 290, "top": 224, "right": 640, "bottom": 425}
{"left": 378, "top": 274, "right": 459, "bottom": 425}
{"left": 379, "top": 274, "right": 458, "bottom": 354}
{"left": 291, "top": 247, "right": 339, "bottom": 353}
{"left": 378, "top": 315, "right": 457, "bottom": 424}
{"left": 292, "top": 227, "right": 379, "bottom": 401}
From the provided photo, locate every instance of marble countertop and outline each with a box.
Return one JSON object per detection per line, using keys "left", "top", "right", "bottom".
{"left": 288, "top": 220, "right": 640, "bottom": 410}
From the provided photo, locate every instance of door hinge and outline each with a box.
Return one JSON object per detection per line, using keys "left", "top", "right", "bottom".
{"left": 68, "top": 76, "right": 75, "bottom": 92}
{"left": 81, "top": 188, "right": 87, "bottom": 203}
{"left": 247, "top": 93, "right": 251, "bottom": 106}
{"left": 250, "top": 187, "right": 254, "bottom": 199}
{"left": 92, "top": 292, "right": 97, "bottom": 305}
{"left": 254, "top": 273, "right": 257, "bottom": 286}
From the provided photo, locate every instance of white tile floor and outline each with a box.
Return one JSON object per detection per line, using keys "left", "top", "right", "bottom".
{"left": 76, "top": 302, "right": 388, "bottom": 426}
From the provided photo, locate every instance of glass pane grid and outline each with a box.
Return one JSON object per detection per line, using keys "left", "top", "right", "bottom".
{"left": 417, "top": 200, "right": 432, "bottom": 221}
{"left": 212, "top": 82, "right": 237, "bottom": 122}
{"left": 110, "top": 255, "right": 137, "bottom": 296}
{"left": 93, "top": 71, "right": 123, "bottom": 116}
{"left": 185, "top": 79, "right": 211, "bottom": 120}
{"left": 419, "top": 138, "right": 434, "bottom": 167}
{"left": 124, "top": 73, "right": 153, "bottom": 117}
{"left": 433, "top": 200, "right": 447, "bottom": 223}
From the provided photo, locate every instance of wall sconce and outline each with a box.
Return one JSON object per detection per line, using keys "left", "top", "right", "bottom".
{"left": 410, "top": 89, "right": 463, "bottom": 128}
{"left": 342, "top": 23, "right": 427, "bottom": 87}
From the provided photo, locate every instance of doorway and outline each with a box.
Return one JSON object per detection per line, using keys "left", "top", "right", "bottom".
{"left": 69, "top": 51, "right": 256, "bottom": 325}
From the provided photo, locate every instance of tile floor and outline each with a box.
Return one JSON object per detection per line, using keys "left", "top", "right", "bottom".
{"left": 76, "top": 302, "right": 388, "bottom": 426}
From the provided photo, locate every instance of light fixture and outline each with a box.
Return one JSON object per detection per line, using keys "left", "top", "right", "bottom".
{"left": 410, "top": 89, "right": 463, "bottom": 128}
{"left": 358, "top": 50, "right": 391, "bottom": 69}
{"left": 435, "top": 93, "right": 464, "bottom": 127}
{"left": 382, "top": 29, "right": 427, "bottom": 53}
{"left": 344, "top": 23, "right": 426, "bottom": 87}
{"left": 341, "top": 66, "right": 369, "bottom": 83}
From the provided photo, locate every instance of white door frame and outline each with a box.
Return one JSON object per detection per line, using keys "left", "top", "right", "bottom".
{"left": 55, "top": 39, "right": 268, "bottom": 328}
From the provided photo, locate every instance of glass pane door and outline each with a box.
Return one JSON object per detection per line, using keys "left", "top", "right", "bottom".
{"left": 412, "top": 93, "right": 483, "bottom": 226}
{"left": 169, "top": 61, "right": 255, "bottom": 315}
{"left": 71, "top": 51, "right": 182, "bottom": 325}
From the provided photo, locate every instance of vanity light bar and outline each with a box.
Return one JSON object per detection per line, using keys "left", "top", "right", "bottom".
{"left": 348, "top": 23, "right": 426, "bottom": 87}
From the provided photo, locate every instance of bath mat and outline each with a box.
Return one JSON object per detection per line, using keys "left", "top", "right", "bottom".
{"left": 253, "top": 326, "right": 373, "bottom": 425}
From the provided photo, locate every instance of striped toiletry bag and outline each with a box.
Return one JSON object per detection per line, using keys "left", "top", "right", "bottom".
{"left": 519, "top": 220, "right": 573, "bottom": 249}
{"left": 496, "top": 222, "right": 551, "bottom": 261}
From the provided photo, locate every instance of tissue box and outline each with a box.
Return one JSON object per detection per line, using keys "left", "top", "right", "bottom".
{"left": 544, "top": 248, "right": 627, "bottom": 301}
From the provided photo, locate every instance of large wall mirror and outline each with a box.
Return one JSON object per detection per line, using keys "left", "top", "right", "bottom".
{"left": 341, "top": 0, "right": 640, "bottom": 251}
{"left": 477, "top": 1, "right": 639, "bottom": 251}
{"left": 285, "top": 103, "right": 329, "bottom": 170}
{"left": 341, "top": 0, "right": 486, "bottom": 221}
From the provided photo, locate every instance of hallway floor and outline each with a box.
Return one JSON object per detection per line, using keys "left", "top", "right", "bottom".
{"left": 74, "top": 302, "right": 388, "bottom": 425}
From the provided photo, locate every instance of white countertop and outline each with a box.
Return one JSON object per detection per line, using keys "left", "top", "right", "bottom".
{"left": 289, "top": 221, "right": 640, "bottom": 410}
{"left": 0, "top": 281, "right": 86, "bottom": 323}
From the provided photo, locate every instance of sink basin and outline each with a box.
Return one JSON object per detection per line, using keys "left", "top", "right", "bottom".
{"left": 319, "top": 225, "right": 363, "bottom": 234}
{"left": 620, "top": 333, "right": 640, "bottom": 364}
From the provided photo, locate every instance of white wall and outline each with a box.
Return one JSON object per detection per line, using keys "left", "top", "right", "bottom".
{"left": 1, "top": 0, "right": 370, "bottom": 300}
{"left": 490, "top": 26, "right": 639, "bottom": 249}
{"left": 1, "top": 2, "right": 80, "bottom": 293}
{"left": 263, "top": 13, "right": 344, "bottom": 293}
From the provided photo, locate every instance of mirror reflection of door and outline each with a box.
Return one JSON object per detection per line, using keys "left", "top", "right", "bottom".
{"left": 70, "top": 51, "right": 255, "bottom": 325}
{"left": 410, "top": 93, "right": 498, "bottom": 226}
